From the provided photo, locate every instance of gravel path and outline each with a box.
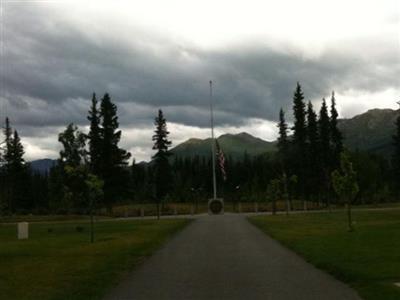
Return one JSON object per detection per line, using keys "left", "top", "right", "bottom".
{"left": 104, "top": 214, "right": 362, "bottom": 300}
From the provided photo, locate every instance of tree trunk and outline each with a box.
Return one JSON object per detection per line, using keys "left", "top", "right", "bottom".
{"left": 90, "top": 210, "right": 94, "bottom": 243}
{"left": 156, "top": 202, "right": 160, "bottom": 220}
{"left": 272, "top": 199, "right": 276, "bottom": 215}
{"left": 347, "top": 201, "right": 353, "bottom": 232}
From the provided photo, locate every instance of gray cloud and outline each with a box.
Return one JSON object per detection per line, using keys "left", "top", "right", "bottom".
{"left": 1, "top": 3, "right": 399, "bottom": 149}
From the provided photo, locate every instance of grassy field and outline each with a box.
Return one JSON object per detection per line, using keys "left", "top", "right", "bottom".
{"left": 0, "top": 218, "right": 191, "bottom": 300}
{"left": 249, "top": 210, "right": 400, "bottom": 300}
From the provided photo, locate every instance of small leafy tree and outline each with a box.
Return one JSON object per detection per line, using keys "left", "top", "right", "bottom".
{"left": 85, "top": 173, "right": 103, "bottom": 243}
{"left": 331, "top": 152, "right": 359, "bottom": 231}
{"left": 64, "top": 165, "right": 103, "bottom": 242}
{"left": 58, "top": 124, "right": 87, "bottom": 211}
{"left": 59, "top": 123, "right": 87, "bottom": 167}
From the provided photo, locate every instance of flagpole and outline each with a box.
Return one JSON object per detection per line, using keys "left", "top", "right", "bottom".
{"left": 210, "top": 80, "right": 217, "bottom": 199}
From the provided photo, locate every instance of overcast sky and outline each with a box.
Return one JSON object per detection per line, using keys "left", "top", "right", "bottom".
{"left": 0, "top": 0, "right": 399, "bottom": 161}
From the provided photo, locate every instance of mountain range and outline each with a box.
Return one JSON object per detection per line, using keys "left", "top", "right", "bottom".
{"left": 170, "top": 132, "right": 276, "bottom": 160}
{"left": 29, "top": 108, "right": 399, "bottom": 173}
{"left": 171, "top": 108, "right": 399, "bottom": 160}
{"left": 29, "top": 159, "right": 57, "bottom": 174}
{"left": 337, "top": 108, "right": 398, "bottom": 157}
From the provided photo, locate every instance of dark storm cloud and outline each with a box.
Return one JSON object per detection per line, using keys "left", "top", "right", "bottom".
{"left": 1, "top": 3, "right": 399, "bottom": 137}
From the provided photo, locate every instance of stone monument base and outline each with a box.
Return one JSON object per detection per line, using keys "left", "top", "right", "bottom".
{"left": 208, "top": 198, "right": 224, "bottom": 215}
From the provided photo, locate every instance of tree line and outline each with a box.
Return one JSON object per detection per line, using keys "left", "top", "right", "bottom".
{"left": 275, "top": 83, "right": 399, "bottom": 208}
{"left": 0, "top": 93, "right": 172, "bottom": 215}
{"left": 1, "top": 84, "right": 400, "bottom": 215}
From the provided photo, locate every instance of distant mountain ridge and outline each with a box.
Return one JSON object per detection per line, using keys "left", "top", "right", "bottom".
{"left": 29, "top": 159, "right": 57, "bottom": 174}
{"left": 172, "top": 108, "right": 399, "bottom": 160}
{"left": 30, "top": 108, "right": 399, "bottom": 172}
{"left": 338, "top": 108, "right": 398, "bottom": 157}
{"left": 171, "top": 132, "right": 277, "bottom": 160}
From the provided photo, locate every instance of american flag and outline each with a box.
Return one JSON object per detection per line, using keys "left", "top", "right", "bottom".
{"left": 215, "top": 140, "right": 227, "bottom": 181}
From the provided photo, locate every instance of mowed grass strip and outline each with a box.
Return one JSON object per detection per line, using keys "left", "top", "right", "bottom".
{"left": 249, "top": 210, "right": 400, "bottom": 300}
{"left": 0, "top": 218, "right": 191, "bottom": 300}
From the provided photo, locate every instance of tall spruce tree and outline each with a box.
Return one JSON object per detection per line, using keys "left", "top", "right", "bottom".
{"left": 2, "top": 119, "right": 28, "bottom": 212}
{"left": 87, "top": 93, "right": 102, "bottom": 175}
{"left": 2, "top": 118, "right": 15, "bottom": 211}
{"left": 100, "top": 93, "right": 131, "bottom": 211}
{"left": 291, "top": 83, "right": 307, "bottom": 198}
{"left": 318, "top": 98, "right": 332, "bottom": 206}
{"left": 3, "top": 117, "right": 12, "bottom": 166}
{"left": 9, "top": 131, "right": 25, "bottom": 173}
{"left": 292, "top": 83, "right": 307, "bottom": 147}
{"left": 306, "top": 101, "right": 319, "bottom": 199}
{"left": 0, "top": 121, "right": 5, "bottom": 211}
{"left": 152, "top": 109, "right": 172, "bottom": 218}
{"left": 393, "top": 111, "right": 400, "bottom": 193}
{"left": 330, "top": 91, "right": 343, "bottom": 168}
{"left": 307, "top": 101, "right": 319, "bottom": 154}
{"left": 319, "top": 98, "right": 331, "bottom": 163}
{"left": 277, "top": 108, "right": 289, "bottom": 166}
{"left": 9, "top": 130, "right": 29, "bottom": 210}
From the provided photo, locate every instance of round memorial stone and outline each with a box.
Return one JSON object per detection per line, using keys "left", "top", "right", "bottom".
{"left": 209, "top": 199, "right": 223, "bottom": 214}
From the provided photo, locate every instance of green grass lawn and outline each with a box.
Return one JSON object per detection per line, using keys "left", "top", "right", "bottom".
{"left": 0, "top": 218, "right": 191, "bottom": 300}
{"left": 249, "top": 210, "right": 400, "bottom": 300}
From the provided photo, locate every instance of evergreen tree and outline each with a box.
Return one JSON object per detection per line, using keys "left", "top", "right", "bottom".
{"left": 291, "top": 83, "right": 307, "bottom": 198}
{"left": 48, "top": 165, "right": 65, "bottom": 213}
{"left": 1, "top": 119, "right": 29, "bottom": 212}
{"left": 10, "top": 131, "right": 25, "bottom": 167}
{"left": 3, "top": 117, "right": 12, "bottom": 165}
{"left": 152, "top": 109, "right": 172, "bottom": 218}
{"left": 307, "top": 101, "right": 319, "bottom": 154}
{"left": 318, "top": 98, "right": 332, "bottom": 206}
{"left": 87, "top": 93, "right": 102, "bottom": 175}
{"left": 306, "top": 101, "right": 319, "bottom": 199}
{"left": 1, "top": 117, "right": 13, "bottom": 211}
{"left": 330, "top": 91, "right": 343, "bottom": 168}
{"left": 29, "top": 172, "right": 49, "bottom": 212}
{"left": 8, "top": 130, "right": 29, "bottom": 211}
{"left": 292, "top": 83, "right": 307, "bottom": 147}
{"left": 277, "top": 108, "right": 289, "bottom": 166}
{"left": 393, "top": 111, "right": 400, "bottom": 193}
{"left": 99, "top": 93, "right": 131, "bottom": 210}
{"left": 319, "top": 98, "right": 331, "bottom": 161}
